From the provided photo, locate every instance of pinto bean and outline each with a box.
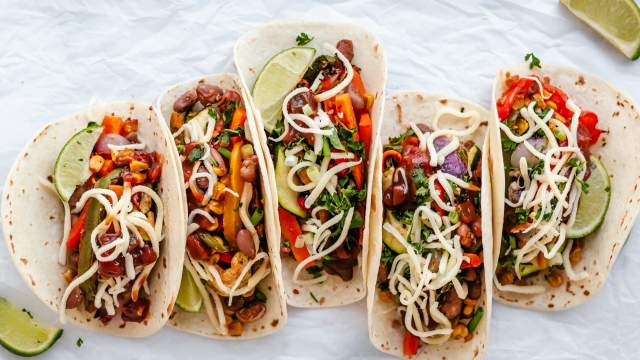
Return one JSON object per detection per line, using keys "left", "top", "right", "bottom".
{"left": 196, "top": 83, "right": 223, "bottom": 105}
{"left": 236, "top": 229, "right": 256, "bottom": 259}
{"left": 456, "top": 224, "right": 476, "bottom": 249}
{"left": 336, "top": 39, "right": 354, "bottom": 62}
{"left": 65, "top": 287, "right": 84, "bottom": 309}
{"left": 173, "top": 89, "right": 198, "bottom": 113}
{"left": 239, "top": 155, "right": 259, "bottom": 183}
{"left": 439, "top": 288, "right": 462, "bottom": 320}
{"left": 236, "top": 302, "right": 266, "bottom": 323}
{"left": 383, "top": 184, "right": 408, "bottom": 207}
{"left": 196, "top": 165, "right": 209, "bottom": 190}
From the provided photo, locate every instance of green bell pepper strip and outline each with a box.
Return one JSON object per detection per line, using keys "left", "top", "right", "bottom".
{"left": 78, "top": 169, "right": 121, "bottom": 302}
{"left": 467, "top": 307, "right": 484, "bottom": 333}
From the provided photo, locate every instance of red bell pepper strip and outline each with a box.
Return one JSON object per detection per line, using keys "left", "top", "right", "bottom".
{"left": 278, "top": 207, "right": 316, "bottom": 268}
{"left": 102, "top": 115, "right": 124, "bottom": 135}
{"left": 99, "top": 159, "right": 115, "bottom": 177}
{"left": 217, "top": 252, "right": 233, "bottom": 264}
{"left": 358, "top": 113, "right": 372, "bottom": 156}
{"left": 543, "top": 83, "right": 573, "bottom": 120}
{"left": 403, "top": 331, "right": 419, "bottom": 357}
{"left": 578, "top": 111, "right": 604, "bottom": 145}
{"left": 67, "top": 206, "right": 88, "bottom": 249}
{"left": 496, "top": 78, "right": 533, "bottom": 120}
{"left": 461, "top": 253, "right": 482, "bottom": 269}
{"left": 433, "top": 181, "right": 447, "bottom": 216}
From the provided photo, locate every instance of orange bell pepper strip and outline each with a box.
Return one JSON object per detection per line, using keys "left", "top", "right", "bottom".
{"left": 99, "top": 159, "right": 115, "bottom": 177}
{"left": 352, "top": 159, "right": 364, "bottom": 190}
{"left": 102, "top": 115, "right": 124, "bottom": 134}
{"left": 358, "top": 113, "right": 372, "bottom": 156}
{"left": 334, "top": 93, "right": 358, "bottom": 129}
{"left": 108, "top": 185, "right": 124, "bottom": 199}
{"left": 351, "top": 70, "right": 366, "bottom": 97}
{"left": 67, "top": 206, "right": 88, "bottom": 249}
{"left": 223, "top": 141, "right": 245, "bottom": 245}
{"left": 229, "top": 107, "right": 247, "bottom": 145}
{"left": 278, "top": 207, "right": 316, "bottom": 269}
{"left": 403, "top": 331, "right": 419, "bottom": 357}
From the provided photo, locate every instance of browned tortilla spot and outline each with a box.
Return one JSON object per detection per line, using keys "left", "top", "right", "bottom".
{"left": 271, "top": 319, "right": 279, "bottom": 327}
{"left": 576, "top": 76, "right": 585, "bottom": 86}
{"left": 395, "top": 104, "right": 402, "bottom": 124}
{"left": 439, "top": 99, "right": 448, "bottom": 105}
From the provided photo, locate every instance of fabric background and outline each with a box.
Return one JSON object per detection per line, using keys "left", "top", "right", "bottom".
{"left": 0, "top": 1, "right": 638, "bottom": 359}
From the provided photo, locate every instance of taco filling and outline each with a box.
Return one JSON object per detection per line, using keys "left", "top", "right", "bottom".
{"left": 54, "top": 115, "right": 164, "bottom": 324}
{"left": 494, "top": 73, "right": 609, "bottom": 293}
{"left": 170, "top": 83, "right": 270, "bottom": 336}
{"left": 377, "top": 112, "right": 485, "bottom": 356}
{"left": 259, "top": 39, "right": 373, "bottom": 286}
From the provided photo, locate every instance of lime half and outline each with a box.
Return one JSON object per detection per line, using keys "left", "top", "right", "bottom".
{"left": 561, "top": 0, "right": 640, "bottom": 60}
{"left": 0, "top": 297, "right": 63, "bottom": 357}
{"left": 53, "top": 123, "right": 103, "bottom": 201}
{"left": 251, "top": 47, "right": 316, "bottom": 133}
{"left": 567, "top": 156, "right": 611, "bottom": 238}
{"left": 176, "top": 267, "right": 203, "bottom": 313}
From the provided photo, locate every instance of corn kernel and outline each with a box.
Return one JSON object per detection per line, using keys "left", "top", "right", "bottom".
{"left": 546, "top": 100, "right": 557, "bottom": 110}
{"left": 89, "top": 155, "right": 105, "bottom": 173}
{"left": 452, "top": 323, "right": 469, "bottom": 339}
{"left": 170, "top": 111, "right": 185, "bottom": 132}
{"left": 463, "top": 305, "right": 474, "bottom": 317}
{"left": 64, "top": 268, "right": 74, "bottom": 283}
{"left": 547, "top": 270, "right": 564, "bottom": 288}
{"left": 213, "top": 166, "right": 226, "bottom": 177}
{"left": 463, "top": 299, "right": 477, "bottom": 307}
{"left": 212, "top": 182, "right": 227, "bottom": 200}
{"left": 227, "top": 320, "right": 243, "bottom": 336}
{"left": 130, "top": 160, "right": 149, "bottom": 172}
{"left": 208, "top": 200, "right": 223, "bottom": 215}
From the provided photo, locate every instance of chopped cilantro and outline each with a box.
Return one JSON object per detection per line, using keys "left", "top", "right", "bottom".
{"left": 309, "top": 291, "right": 320, "bottom": 303}
{"left": 296, "top": 32, "right": 314, "bottom": 46}
{"left": 524, "top": 52, "right": 542, "bottom": 69}
{"left": 187, "top": 144, "right": 205, "bottom": 162}
{"left": 255, "top": 289, "right": 267, "bottom": 302}
{"left": 381, "top": 245, "right": 395, "bottom": 266}
{"left": 76, "top": 337, "right": 84, "bottom": 348}
{"left": 577, "top": 178, "right": 590, "bottom": 193}
{"left": 21, "top": 308, "right": 33, "bottom": 319}
{"left": 388, "top": 129, "right": 415, "bottom": 147}
{"left": 502, "top": 137, "right": 517, "bottom": 153}
{"left": 515, "top": 207, "right": 530, "bottom": 224}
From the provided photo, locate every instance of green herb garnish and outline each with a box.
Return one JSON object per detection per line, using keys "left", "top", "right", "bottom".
{"left": 296, "top": 32, "right": 314, "bottom": 46}
{"left": 524, "top": 52, "right": 542, "bottom": 69}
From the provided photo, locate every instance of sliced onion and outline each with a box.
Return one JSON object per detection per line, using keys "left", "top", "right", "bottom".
{"left": 441, "top": 152, "right": 466, "bottom": 178}
{"left": 510, "top": 137, "right": 546, "bottom": 167}
{"left": 95, "top": 134, "right": 129, "bottom": 156}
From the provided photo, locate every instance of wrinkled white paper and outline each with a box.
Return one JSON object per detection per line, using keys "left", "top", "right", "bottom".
{"left": 0, "top": 0, "right": 639, "bottom": 359}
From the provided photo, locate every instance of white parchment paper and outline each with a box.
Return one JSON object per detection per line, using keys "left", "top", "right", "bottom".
{"left": 0, "top": 1, "right": 639, "bottom": 359}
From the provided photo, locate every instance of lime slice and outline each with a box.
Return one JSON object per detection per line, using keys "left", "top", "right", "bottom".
{"left": 567, "top": 156, "right": 611, "bottom": 238}
{"left": 176, "top": 267, "right": 202, "bottom": 312}
{"left": 53, "top": 123, "right": 103, "bottom": 201}
{"left": 0, "top": 297, "right": 63, "bottom": 357}
{"left": 251, "top": 47, "right": 316, "bottom": 133}
{"left": 561, "top": 0, "right": 640, "bottom": 60}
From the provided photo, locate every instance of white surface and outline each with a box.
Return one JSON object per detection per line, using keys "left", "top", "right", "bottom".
{"left": 0, "top": 0, "right": 639, "bottom": 359}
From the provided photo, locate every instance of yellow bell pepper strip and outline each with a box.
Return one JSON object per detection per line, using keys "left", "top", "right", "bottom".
{"left": 78, "top": 169, "right": 121, "bottom": 302}
{"left": 223, "top": 141, "right": 244, "bottom": 246}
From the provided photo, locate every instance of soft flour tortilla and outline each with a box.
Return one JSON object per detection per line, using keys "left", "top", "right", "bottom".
{"left": 1, "top": 101, "right": 186, "bottom": 336}
{"left": 155, "top": 73, "right": 287, "bottom": 339}
{"left": 489, "top": 64, "right": 640, "bottom": 310}
{"left": 367, "top": 92, "right": 492, "bottom": 359}
{"left": 234, "top": 20, "right": 387, "bottom": 307}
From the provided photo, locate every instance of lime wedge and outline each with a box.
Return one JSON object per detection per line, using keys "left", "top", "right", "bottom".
{"left": 176, "top": 267, "right": 203, "bottom": 313}
{"left": 0, "top": 297, "right": 63, "bottom": 357}
{"left": 251, "top": 47, "right": 316, "bottom": 133}
{"left": 53, "top": 123, "right": 103, "bottom": 201}
{"left": 561, "top": 0, "right": 640, "bottom": 60}
{"left": 567, "top": 156, "right": 611, "bottom": 238}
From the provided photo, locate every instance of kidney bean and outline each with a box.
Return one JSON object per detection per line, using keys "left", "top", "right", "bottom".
{"left": 438, "top": 288, "right": 462, "bottom": 320}
{"left": 98, "top": 256, "right": 125, "bottom": 278}
{"left": 236, "top": 229, "right": 255, "bottom": 259}
{"left": 133, "top": 245, "right": 157, "bottom": 266}
{"left": 347, "top": 83, "right": 365, "bottom": 111}
{"left": 173, "top": 89, "right": 198, "bottom": 113}
{"left": 186, "top": 234, "right": 210, "bottom": 260}
{"left": 336, "top": 39, "right": 354, "bottom": 62}
{"left": 236, "top": 302, "right": 266, "bottom": 323}
{"left": 65, "top": 287, "right": 84, "bottom": 309}
{"left": 196, "top": 83, "right": 223, "bottom": 105}
{"left": 196, "top": 165, "right": 209, "bottom": 190}
{"left": 468, "top": 281, "right": 482, "bottom": 300}
{"left": 457, "top": 224, "right": 476, "bottom": 249}
{"left": 471, "top": 218, "right": 482, "bottom": 238}
{"left": 458, "top": 199, "right": 478, "bottom": 224}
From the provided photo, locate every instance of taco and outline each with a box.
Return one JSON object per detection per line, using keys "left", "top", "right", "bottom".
{"left": 234, "top": 21, "right": 386, "bottom": 307}
{"left": 489, "top": 64, "right": 640, "bottom": 310}
{"left": 1, "top": 102, "right": 185, "bottom": 336}
{"left": 367, "top": 92, "right": 492, "bottom": 359}
{"left": 156, "top": 73, "right": 287, "bottom": 338}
